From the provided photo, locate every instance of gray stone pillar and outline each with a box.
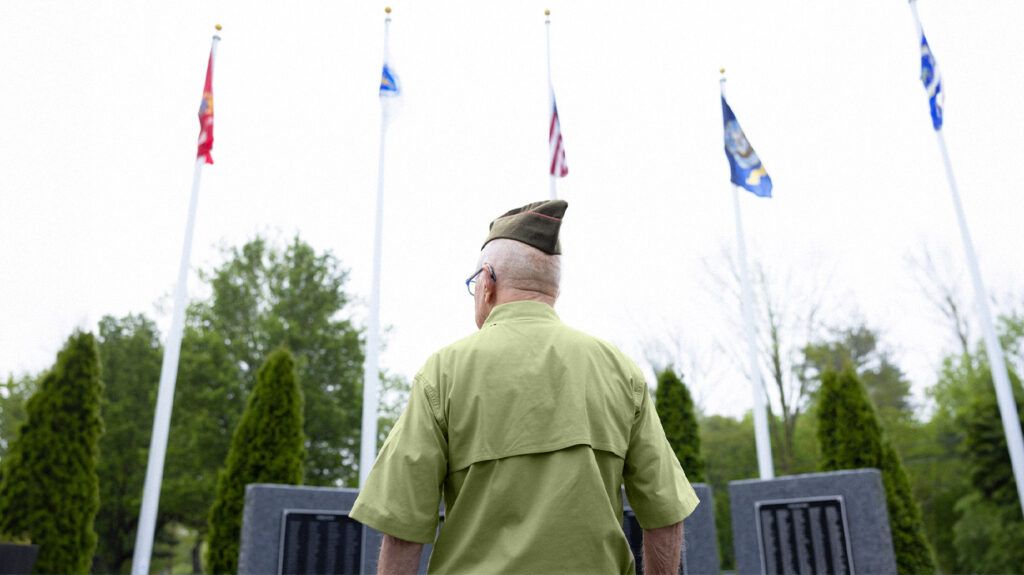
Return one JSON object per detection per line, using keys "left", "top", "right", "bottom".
{"left": 729, "top": 469, "right": 896, "bottom": 575}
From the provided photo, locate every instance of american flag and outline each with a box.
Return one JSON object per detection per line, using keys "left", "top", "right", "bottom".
{"left": 549, "top": 95, "right": 568, "bottom": 177}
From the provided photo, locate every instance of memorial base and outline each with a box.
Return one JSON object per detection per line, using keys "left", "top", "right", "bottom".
{"left": 0, "top": 543, "right": 39, "bottom": 575}
{"left": 623, "top": 483, "right": 719, "bottom": 575}
{"left": 729, "top": 469, "right": 896, "bottom": 575}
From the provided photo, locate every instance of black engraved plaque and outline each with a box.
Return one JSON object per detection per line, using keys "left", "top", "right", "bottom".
{"left": 278, "top": 510, "right": 362, "bottom": 575}
{"left": 755, "top": 497, "right": 854, "bottom": 575}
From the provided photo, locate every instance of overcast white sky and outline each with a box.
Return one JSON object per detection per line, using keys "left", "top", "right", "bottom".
{"left": 1, "top": 1, "right": 1022, "bottom": 418}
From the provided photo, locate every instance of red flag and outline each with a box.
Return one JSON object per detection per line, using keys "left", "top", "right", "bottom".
{"left": 196, "top": 51, "right": 215, "bottom": 164}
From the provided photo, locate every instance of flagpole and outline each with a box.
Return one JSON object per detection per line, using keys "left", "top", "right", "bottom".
{"left": 545, "top": 9, "right": 556, "bottom": 200}
{"left": 131, "top": 29, "right": 220, "bottom": 575}
{"left": 360, "top": 7, "right": 392, "bottom": 487}
{"left": 722, "top": 71, "right": 774, "bottom": 480}
{"left": 908, "top": 0, "right": 1024, "bottom": 519}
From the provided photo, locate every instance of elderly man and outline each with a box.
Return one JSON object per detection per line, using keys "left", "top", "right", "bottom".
{"left": 350, "top": 200, "right": 699, "bottom": 574}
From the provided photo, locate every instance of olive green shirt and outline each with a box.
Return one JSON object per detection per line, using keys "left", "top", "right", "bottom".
{"left": 350, "top": 301, "right": 699, "bottom": 574}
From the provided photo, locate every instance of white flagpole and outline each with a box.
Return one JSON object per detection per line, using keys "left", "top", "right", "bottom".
{"left": 131, "top": 30, "right": 220, "bottom": 575}
{"left": 545, "top": 9, "right": 556, "bottom": 200}
{"left": 360, "top": 7, "right": 392, "bottom": 487}
{"left": 722, "top": 73, "right": 774, "bottom": 480}
{"left": 909, "top": 0, "right": 1024, "bottom": 519}
{"left": 732, "top": 185, "right": 775, "bottom": 480}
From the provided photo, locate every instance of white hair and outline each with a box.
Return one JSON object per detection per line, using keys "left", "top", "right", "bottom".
{"left": 478, "top": 239, "right": 561, "bottom": 297}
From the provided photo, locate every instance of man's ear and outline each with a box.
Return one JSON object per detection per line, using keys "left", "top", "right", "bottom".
{"left": 483, "top": 264, "right": 497, "bottom": 302}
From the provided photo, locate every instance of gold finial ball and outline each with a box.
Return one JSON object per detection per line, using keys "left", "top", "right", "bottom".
{"left": 215, "top": 24, "right": 222, "bottom": 31}
{"left": 545, "top": 9, "right": 551, "bottom": 16}
{"left": 385, "top": 6, "right": 392, "bottom": 14}
{"left": 719, "top": 67, "right": 726, "bottom": 75}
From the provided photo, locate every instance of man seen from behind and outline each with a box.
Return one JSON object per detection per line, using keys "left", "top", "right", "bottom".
{"left": 350, "top": 199, "right": 700, "bottom": 574}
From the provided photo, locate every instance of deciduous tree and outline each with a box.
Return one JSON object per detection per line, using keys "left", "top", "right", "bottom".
{"left": 93, "top": 314, "right": 162, "bottom": 574}
{"left": 951, "top": 361, "right": 1024, "bottom": 572}
{"left": 159, "top": 235, "right": 364, "bottom": 567}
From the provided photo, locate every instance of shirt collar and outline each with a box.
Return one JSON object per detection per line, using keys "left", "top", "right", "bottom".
{"left": 482, "top": 300, "right": 559, "bottom": 327}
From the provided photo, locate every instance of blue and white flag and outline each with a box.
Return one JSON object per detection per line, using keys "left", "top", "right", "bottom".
{"left": 380, "top": 62, "right": 400, "bottom": 99}
{"left": 722, "top": 96, "right": 772, "bottom": 198}
{"left": 919, "top": 32, "right": 944, "bottom": 131}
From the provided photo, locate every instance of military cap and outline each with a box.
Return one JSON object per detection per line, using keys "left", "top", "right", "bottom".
{"left": 482, "top": 199, "right": 568, "bottom": 255}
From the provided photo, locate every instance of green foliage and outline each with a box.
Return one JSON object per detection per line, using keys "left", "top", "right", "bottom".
{"left": 654, "top": 368, "right": 704, "bottom": 482}
{"left": 699, "top": 413, "right": 758, "bottom": 571}
{"left": 959, "top": 368, "right": 1023, "bottom": 510}
{"left": 1000, "top": 309, "right": 1024, "bottom": 366}
{"left": 951, "top": 363, "right": 1024, "bottom": 572}
{"left": 771, "top": 409, "right": 821, "bottom": 476}
{"left": 378, "top": 371, "right": 411, "bottom": 449}
{"left": 919, "top": 345, "right": 1024, "bottom": 573}
{"left": 817, "top": 369, "right": 935, "bottom": 574}
{"left": 861, "top": 359, "right": 914, "bottom": 429}
{"left": 953, "top": 492, "right": 1024, "bottom": 573}
{"left": 0, "top": 374, "right": 35, "bottom": 462}
{"left": 893, "top": 410, "right": 967, "bottom": 574}
{"left": 93, "top": 314, "right": 163, "bottom": 574}
{"left": 194, "top": 236, "right": 363, "bottom": 485}
{"left": 0, "top": 332, "right": 104, "bottom": 574}
{"left": 160, "top": 234, "right": 363, "bottom": 550}
{"left": 161, "top": 324, "right": 245, "bottom": 544}
{"left": 802, "top": 324, "right": 914, "bottom": 433}
{"left": 206, "top": 348, "right": 305, "bottom": 575}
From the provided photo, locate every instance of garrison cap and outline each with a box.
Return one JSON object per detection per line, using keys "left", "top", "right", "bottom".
{"left": 482, "top": 200, "right": 568, "bottom": 255}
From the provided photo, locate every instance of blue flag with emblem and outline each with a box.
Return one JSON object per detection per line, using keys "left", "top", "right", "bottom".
{"left": 722, "top": 96, "right": 772, "bottom": 198}
{"left": 919, "top": 32, "right": 943, "bottom": 130}
{"left": 380, "top": 63, "right": 400, "bottom": 98}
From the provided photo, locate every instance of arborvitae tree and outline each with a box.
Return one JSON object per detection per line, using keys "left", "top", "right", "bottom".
{"left": 206, "top": 348, "right": 305, "bottom": 574}
{"left": 817, "top": 368, "right": 934, "bottom": 574}
{"left": 0, "top": 331, "right": 104, "bottom": 574}
{"left": 655, "top": 367, "right": 705, "bottom": 482}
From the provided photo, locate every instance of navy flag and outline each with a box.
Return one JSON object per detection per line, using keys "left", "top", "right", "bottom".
{"left": 919, "top": 32, "right": 944, "bottom": 130}
{"left": 722, "top": 96, "right": 772, "bottom": 198}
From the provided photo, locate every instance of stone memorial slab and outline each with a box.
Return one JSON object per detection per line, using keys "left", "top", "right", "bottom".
{"left": 0, "top": 543, "right": 39, "bottom": 575}
{"left": 241, "top": 482, "right": 718, "bottom": 574}
{"left": 238, "top": 484, "right": 432, "bottom": 575}
{"left": 624, "top": 483, "right": 719, "bottom": 575}
{"left": 729, "top": 469, "right": 896, "bottom": 575}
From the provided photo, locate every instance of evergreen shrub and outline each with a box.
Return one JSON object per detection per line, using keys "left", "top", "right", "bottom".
{"left": 0, "top": 331, "right": 104, "bottom": 574}
{"left": 655, "top": 367, "right": 705, "bottom": 482}
{"left": 206, "top": 347, "right": 305, "bottom": 574}
{"left": 817, "top": 368, "right": 934, "bottom": 574}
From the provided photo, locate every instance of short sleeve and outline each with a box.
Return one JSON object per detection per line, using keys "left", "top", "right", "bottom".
{"left": 622, "top": 383, "right": 700, "bottom": 530}
{"left": 349, "top": 372, "right": 448, "bottom": 544}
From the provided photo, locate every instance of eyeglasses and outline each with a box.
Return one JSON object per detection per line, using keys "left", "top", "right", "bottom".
{"left": 465, "top": 266, "right": 496, "bottom": 296}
